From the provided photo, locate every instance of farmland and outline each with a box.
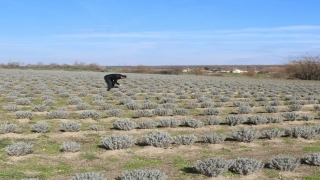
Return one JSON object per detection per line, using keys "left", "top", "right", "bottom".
{"left": 0, "top": 69, "right": 320, "bottom": 180}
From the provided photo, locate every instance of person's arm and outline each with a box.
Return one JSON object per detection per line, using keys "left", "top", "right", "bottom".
{"left": 109, "top": 74, "right": 119, "bottom": 85}
{"left": 111, "top": 74, "right": 123, "bottom": 86}
{"left": 114, "top": 79, "right": 119, "bottom": 85}
{"left": 115, "top": 74, "right": 124, "bottom": 85}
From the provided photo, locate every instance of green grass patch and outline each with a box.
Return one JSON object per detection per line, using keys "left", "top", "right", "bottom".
{"left": 172, "top": 156, "right": 193, "bottom": 170}
{"left": 284, "top": 140, "right": 294, "bottom": 145}
{"left": 220, "top": 109, "right": 231, "bottom": 116}
{"left": 80, "top": 123, "right": 94, "bottom": 130}
{"left": 0, "top": 139, "right": 12, "bottom": 149}
{"left": 37, "top": 141, "right": 61, "bottom": 154}
{"left": 239, "top": 145, "right": 253, "bottom": 152}
{"left": 106, "top": 157, "right": 119, "bottom": 162}
{"left": 4, "top": 114, "right": 15, "bottom": 120}
{"left": 189, "top": 108, "right": 202, "bottom": 115}
{"left": 68, "top": 112, "right": 80, "bottom": 119}
{"left": 303, "top": 146, "right": 320, "bottom": 152}
{"left": 215, "top": 129, "right": 226, "bottom": 134}
{"left": 122, "top": 112, "right": 134, "bottom": 118}
{"left": 31, "top": 98, "right": 44, "bottom": 105}
{"left": 305, "top": 171, "right": 320, "bottom": 180}
{"left": 0, "top": 171, "right": 26, "bottom": 179}
{"left": 263, "top": 169, "right": 278, "bottom": 178}
{"left": 86, "top": 133, "right": 101, "bottom": 138}
{"left": 171, "top": 131, "right": 191, "bottom": 136}
{"left": 0, "top": 151, "right": 8, "bottom": 162}
{"left": 223, "top": 171, "right": 238, "bottom": 177}
{"left": 124, "top": 155, "right": 163, "bottom": 170}
{"left": 3, "top": 163, "right": 72, "bottom": 179}
{"left": 29, "top": 114, "right": 45, "bottom": 122}
{"left": 80, "top": 153, "right": 99, "bottom": 161}
{"left": 23, "top": 156, "right": 39, "bottom": 164}
{"left": 48, "top": 106, "right": 56, "bottom": 111}
{"left": 54, "top": 98, "right": 69, "bottom": 107}
{"left": 20, "top": 107, "right": 32, "bottom": 111}
{"left": 92, "top": 164, "right": 108, "bottom": 172}
{"left": 305, "top": 177, "right": 320, "bottom": 180}
{"left": 257, "top": 74, "right": 269, "bottom": 78}
{"left": 84, "top": 136, "right": 103, "bottom": 151}
{"left": 0, "top": 97, "right": 8, "bottom": 103}
{"left": 81, "top": 97, "right": 92, "bottom": 103}
{"left": 14, "top": 137, "right": 37, "bottom": 143}
{"left": 38, "top": 133, "right": 51, "bottom": 140}
{"left": 199, "top": 150, "right": 211, "bottom": 155}
{"left": 214, "top": 150, "right": 231, "bottom": 156}
{"left": 174, "top": 173, "right": 189, "bottom": 180}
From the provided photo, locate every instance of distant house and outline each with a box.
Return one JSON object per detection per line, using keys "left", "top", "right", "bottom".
{"left": 204, "top": 70, "right": 213, "bottom": 75}
{"left": 232, "top": 68, "right": 247, "bottom": 73}
{"left": 219, "top": 70, "right": 230, "bottom": 73}
{"left": 182, "top": 68, "right": 192, "bottom": 72}
{"left": 211, "top": 68, "right": 220, "bottom": 73}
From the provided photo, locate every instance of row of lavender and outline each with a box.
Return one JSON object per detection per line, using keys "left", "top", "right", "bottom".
{"left": 4, "top": 131, "right": 320, "bottom": 179}
{"left": 13, "top": 149, "right": 320, "bottom": 179}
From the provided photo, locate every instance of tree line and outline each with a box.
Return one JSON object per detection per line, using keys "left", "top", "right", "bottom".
{"left": 285, "top": 54, "right": 320, "bottom": 80}
{"left": 1, "top": 54, "right": 320, "bottom": 80}
{"left": 0, "top": 61, "right": 102, "bottom": 71}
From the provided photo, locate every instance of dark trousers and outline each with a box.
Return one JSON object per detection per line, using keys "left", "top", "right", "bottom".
{"left": 104, "top": 77, "right": 113, "bottom": 91}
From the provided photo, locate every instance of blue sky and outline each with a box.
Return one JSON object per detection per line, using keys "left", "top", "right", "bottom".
{"left": 1, "top": 0, "right": 320, "bottom": 66}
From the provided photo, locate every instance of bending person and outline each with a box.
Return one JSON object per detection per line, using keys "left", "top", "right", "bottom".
{"left": 104, "top": 74, "right": 127, "bottom": 91}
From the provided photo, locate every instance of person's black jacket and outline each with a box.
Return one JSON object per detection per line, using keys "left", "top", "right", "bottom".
{"left": 104, "top": 74, "right": 126, "bottom": 91}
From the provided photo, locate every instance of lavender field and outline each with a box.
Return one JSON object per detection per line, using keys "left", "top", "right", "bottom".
{"left": 1, "top": 69, "right": 320, "bottom": 180}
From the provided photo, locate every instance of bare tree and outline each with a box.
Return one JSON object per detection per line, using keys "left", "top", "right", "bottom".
{"left": 87, "top": 63, "right": 102, "bottom": 71}
{"left": 286, "top": 54, "right": 320, "bottom": 80}
{"left": 193, "top": 67, "right": 205, "bottom": 75}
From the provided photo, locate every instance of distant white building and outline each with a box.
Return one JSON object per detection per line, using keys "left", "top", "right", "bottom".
{"left": 182, "top": 68, "right": 192, "bottom": 72}
{"left": 219, "top": 70, "right": 230, "bottom": 73}
{"left": 232, "top": 68, "right": 247, "bottom": 73}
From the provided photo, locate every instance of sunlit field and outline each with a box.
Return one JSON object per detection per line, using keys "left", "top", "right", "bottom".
{"left": 1, "top": 69, "right": 320, "bottom": 180}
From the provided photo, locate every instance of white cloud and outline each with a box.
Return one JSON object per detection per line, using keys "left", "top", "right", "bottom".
{"left": 241, "top": 25, "right": 320, "bottom": 32}
{"left": 211, "top": 25, "right": 320, "bottom": 33}
{"left": 5, "top": 25, "right": 320, "bottom": 65}
{"left": 53, "top": 25, "right": 320, "bottom": 42}
{"left": 54, "top": 32, "right": 166, "bottom": 38}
